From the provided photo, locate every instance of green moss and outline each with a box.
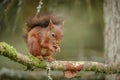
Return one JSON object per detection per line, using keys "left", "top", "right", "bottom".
{"left": 27, "top": 54, "right": 46, "bottom": 69}
{"left": 91, "top": 65, "right": 97, "bottom": 71}
{"left": 0, "top": 42, "right": 17, "bottom": 61}
{"left": 0, "top": 42, "right": 46, "bottom": 69}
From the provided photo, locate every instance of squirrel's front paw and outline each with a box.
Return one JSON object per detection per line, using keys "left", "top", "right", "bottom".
{"left": 55, "top": 46, "right": 60, "bottom": 53}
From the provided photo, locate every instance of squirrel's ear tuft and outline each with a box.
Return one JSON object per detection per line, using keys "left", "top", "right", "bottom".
{"left": 60, "top": 21, "right": 64, "bottom": 29}
{"left": 48, "top": 19, "right": 54, "bottom": 30}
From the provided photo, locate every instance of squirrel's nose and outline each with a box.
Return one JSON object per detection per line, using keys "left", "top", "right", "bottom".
{"left": 56, "top": 40, "right": 61, "bottom": 45}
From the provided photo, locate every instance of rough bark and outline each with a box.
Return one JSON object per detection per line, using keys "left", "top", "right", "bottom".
{"left": 104, "top": 0, "right": 120, "bottom": 80}
{"left": 0, "top": 42, "right": 120, "bottom": 75}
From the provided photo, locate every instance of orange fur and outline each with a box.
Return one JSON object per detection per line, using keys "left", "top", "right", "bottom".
{"left": 25, "top": 13, "right": 64, "bottom": 62}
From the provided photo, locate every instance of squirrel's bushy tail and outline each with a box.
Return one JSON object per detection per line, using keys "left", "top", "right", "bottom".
{"left": 23, "top": 12, "right": 64, "bottom": 42}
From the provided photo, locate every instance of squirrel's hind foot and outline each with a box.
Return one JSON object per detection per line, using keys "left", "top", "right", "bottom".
{"left": 45, "top": 56, "right": 55, "bottom": 62}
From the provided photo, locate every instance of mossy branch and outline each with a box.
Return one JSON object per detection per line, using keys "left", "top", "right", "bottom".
{"left": 0, "top": 42, "right": 120, "bottom": 74}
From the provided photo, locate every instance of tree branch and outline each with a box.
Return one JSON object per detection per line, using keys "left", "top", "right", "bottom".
{"left": 0, "top": 68, "right": 105, "bottom": 80}
{"left": 0, "top": 42, "right": 120, "bottom": 74}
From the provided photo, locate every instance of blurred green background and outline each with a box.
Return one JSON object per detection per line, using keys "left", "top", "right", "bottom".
{"left": 0, "top": 0, "right": 104, "bottom": 79}
{"left": 0, "top": 0, "right": 104, "bottom": 68}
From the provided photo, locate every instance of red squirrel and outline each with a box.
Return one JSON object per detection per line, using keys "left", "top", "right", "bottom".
{"left": 24, "top": 13, "right": 80, "bottom": 78}
{"left": 24, "top": 13, "right": 64, "bottom": 62}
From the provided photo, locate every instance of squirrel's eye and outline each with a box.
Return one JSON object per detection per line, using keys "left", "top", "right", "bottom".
{"left": 51, "top": 33, "right": 55, "bottom": 37}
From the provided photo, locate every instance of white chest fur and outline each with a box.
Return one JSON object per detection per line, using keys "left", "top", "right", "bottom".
{"left": 41, "top": 48, "right": 47, "bottom": 55}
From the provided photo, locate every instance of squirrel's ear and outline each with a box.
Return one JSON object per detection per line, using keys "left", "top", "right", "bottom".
{"left": 60, "top": 21, "right": 64, "bottom": 29}
{"left": 48, "top": 19, "right": 54, "bottom": 30}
